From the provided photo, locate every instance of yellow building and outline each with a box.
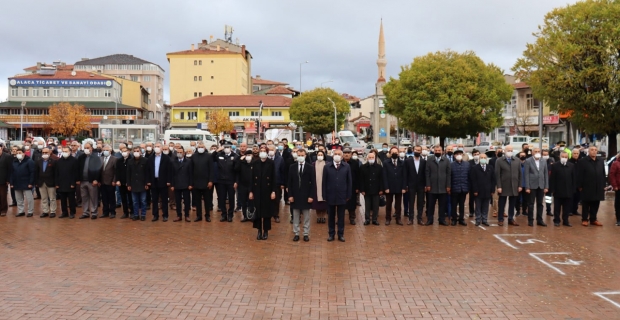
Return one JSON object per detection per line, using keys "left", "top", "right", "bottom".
{"left": 171, "top": 95, "right": 292, "bottom": 134}
{"left": 99, "top": 74, "right": 149, "bottom": 110}
{"left": 166, "top": 39, "right": 252, "bottom": 104}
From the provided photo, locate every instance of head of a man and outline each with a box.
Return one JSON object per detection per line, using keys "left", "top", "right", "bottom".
{"left": 588, "top": 146, "right": 598, "bottom": 158}
{"left": 479, "top": 153, "right": 488, "bottom": 164}
{"left": 333, "top": 149, "right": 343, "bottom": 163}
{"left": 367, "top": 151, "right": 376, "bottom": 164}
{"left": 240, "top": 142, "right": 248, "bottom": 153}
{"left": 572, "top": 148, "right": 580, "bottom": 159}
{"left": 433, "top": 145, "right": 443, "bottom": 157}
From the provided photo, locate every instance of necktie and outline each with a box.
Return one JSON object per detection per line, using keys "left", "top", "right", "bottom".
{"left": 393, "top": 160, "right": 397, "bottom": 167}
{"left": 507, "top": 158, "right": 511, "bottom": 164}
{"left": 299, "top": 164, "right": 303, "bottom": 187}
{"left": 104, "top": 157, "right": 108, "bottom": 169}
{"left": 483, "top": 165, "right": 486, "bottom": 171}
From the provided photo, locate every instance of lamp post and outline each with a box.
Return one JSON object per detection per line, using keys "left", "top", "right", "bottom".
{"left": 327, "top": 97, "right": 337, "bottom": 139}
{"left": 299, "top": 61, "right": 309, "bottom": 92}
{"left": 20, "top": 101, "right": 25, "bottom": 142}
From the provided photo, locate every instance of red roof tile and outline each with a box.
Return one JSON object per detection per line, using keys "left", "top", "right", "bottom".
{"left": 12, "top": 71, "right": 111, "bottom": 80}
{"left": 265, "top": 86, "right": 294, "bottom": 95}
{"left": 24, "top": 64, "right": 74, "bottom": 72}
{"left": 341, "top": 93, "right": 360, "bottom": 102}
{"left": 173, "top": 95, "right": 291, "bottom": 108}
{"left": 512, "top": 82, "right": 530, "bottom": 89}
{"left": 167, "top": 48, "right": 243, "bottom": 56}
{"left": 252, "top": 77, "right": 288, "bottom": 85}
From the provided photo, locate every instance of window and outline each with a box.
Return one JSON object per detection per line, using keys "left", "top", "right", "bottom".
{"left": 194, "top": 92, "right": 198, "bottom": 97}
{"left": 271, "top": 111, "right": 282, "bottom": 117}
{"left": 252, "top": 85, "right": 260, "bottom": 92}
{"left": 74, "top": 89, "right": 80, "bottom": 97}
{"left": 194, "top": 60, "right": 197, "bottom": 65}
{"left": 10, "top": 88, "right": 17, "bottom": 96}
{"left": 188, "top": 111, "right": 198, "bottom": 120}
{"left": 199, "top": 60, "right": 202, "bottom": 65}
{"left": 526, "top": 93, "right": 540, "bottom": 109}
{"left": 94, "top": 89, "right": 99, "bottom": 97}
{"left": 251, "top": 111, "right": 261, "bottom": 117}
{"left": 211, "top": 60, "right": 214, "bottom": 63}
{"left": 199, "top": 76, "right": 202, "bottom": 81}
{"left": 210, "top": 92, "right": 213, "bottom": 95}
{"left": 199, "top": 92, "right": 202, "bottom": 97}
{"left": 143, "top": 75, "right": 151, "bottom": 82}
{"left": 84, "top": 89, "right": 89, "bottom": 97}
{"left": 63, "top": 89, "right": 69, "bottom": 97}
{"left": 22, "top": 89, "right": 29, "bottom": 97}
{"left": 229, "top": 111, "right": 240, "bottom": 117}
{"left": 194, "top": 76, "right": 197, "bottom": 81}
{"left": 43, "top": 88, "right": 49, "bottom": 97}
{"left": 179, "top": 112, "right": 184, "bottom": 120}
{"left": 210, "top": 76, "right": 214, "bottom": 79}
{"left": 53, "top": 89, "right": 59, "bottom": 97}
{"left": 32, "top": 89, "right": 38, "bottom": 97}
{"left": 104, "top": 90, "right": 111, "bottom": 97}
{"left": 131, "top": 75, "right": 139, "bottom": 81}
{"left": 118, "top": 75, "right": 125, "bottom": 79}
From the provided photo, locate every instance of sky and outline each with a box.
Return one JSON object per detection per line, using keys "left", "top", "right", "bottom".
{"left": 0, "top": 0, "right": 579, "bottom": 102}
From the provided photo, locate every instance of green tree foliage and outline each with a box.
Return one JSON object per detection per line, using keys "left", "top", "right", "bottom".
{"left": 289, "top": 88, "right": 351, "bottom": 136}
{"left": 512, "top": 0, "right": 620, "bottom": 155}
{"left": 384, "top": 50, "right": 512, "bottom": 146}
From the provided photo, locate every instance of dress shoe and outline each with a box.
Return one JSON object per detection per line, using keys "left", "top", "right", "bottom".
{"left": 206, "top": 217, "right": 211, "bottom": 222}
{"left": 616, "top": 221, "right": 620, "bottom": 226}
{"left": 116, "top": 204, "right": 121, "bottom": 208}
{"left": 395, "top": 219, "right": 403, "bottom": 226}
{"left": 100, "top": 214, "right": 109, "bottom": 218}
{"left": 563, "top": 223, "right": 572, "bottom": 227}
{"left": 591, "top": 221, "right": 603, "bottom": 226}
{"left": 406, "top": 220, "right": 413, "bottom": 225}
{"left": 458, "top": 220, "right": 467, "bottom": 226}
{"left": 0, "top": 212, "right": 5, "bottom": 216}
{"left": 372, "top": 221, "right": 380, "bottom": 225}
{"left": 274, "top": 217, "right": 280, "bottom": 223}
{"left": 9, "top": 203, "right": 16, "bottom": 207}
{"left": 451, "top": 220, "right": 457, "bottom": 226}
{"left": 546, "top": 212, "right": 553, "bottom": 216}
{"left": 58, "top": 214, "right": 69, "bottom": 219}
{"left": 194, "top": 218, "right": 203, "bottom": 222}
{"left": 79, "top": 214, "right": 89, "bottom": 219}
{"left": 90, "top": 215, "right": 97, "bottom": 219}
{"left": 109, "top": 214, "right": 115, "bottom": 219}
{"left": 385, "top": 220, "right": 391, "bottom": 226}
{"left": 76, "top": 204, "right": 82, "bottom": 208}
{"left": 262, "top": 231, "right": 268, "bottom": 240}
{"left": 303, "top": 236, "right": 309, "bottom": 242}
{"left": 364, "top": 221, "right": 370, "bottom": 225}
{"left": 482, "top": 222, "right": 490, "bottom": 226}
{"left": 582, "top": 221, "right": 589, "bottom": 226}
{"left": 185, "top": 217, "right": 191, "bottom": 222}
{"left": 173, "top": 217, "right": 182, "bottom": 222}
{"left": 26, "top": 213, "right": 33, "bottom": 217}
{"left": 152, "top": 217, "right": 159, "bottom": 222}
{"left": 290, "top": 219, "right": 293, "bottom": 224}
{"left": 49, "top": 213, "right": 56, "bottom": 218}
{"left": 469, "top": 213, "right": 475, "bottom": 218}
{"left": 170, "top": 205, "right": 176, "bottom": 210}
{"left": 554, "top": 223, "right": 560, "bottom": 227}
{"left": 508, "top": 220, "right": 519, "bottom": 226}
{"left": 293, "top": 235, "right": 300, "bottom": 242}
{"left": 537, "top": 221, "right": 547, "bottom": 227}
{"left": 424, "top": 221, "right": 433, "bottom": 226}
{"left": 498, "top": 221, "right": 504, "bottom": 226}
{"left": 417, "top": 220, "right": 424, "bottom": 225}
{"left": 163, "top": 217, "right": 168, "bottom": 222}
{"left": 439, "top": 221, "right": 449, "bottom": 226}
{"left": 475, "top": 221, "right": 481, "bottom": 226}
{"left": 227, "top": 217, "right": 233, "bottom": 222}
{"left": 257, "top": 231, "right": 263, "bottom": 240}
{"left": 220, "top": 217, "right": 227, "bottom": 222}
{"left": 528, "top": 222, "right": 534, "bottom": 227}
{"left": 132, "top": 216, "right": 138, "bottom": 221}
{"left": 120, "top": 214, "right": 129, "bottom": 219}
{"left": 40, "top": 213, "right": 49, "bottom": 218}
{"left": 285, "top": 201, "right": 290, "bottom": 205}
{"left": 140, "top": 216, "right": 146, "bottom": 221}
{"left": 338, "top": 236, "right": 345, "bottom": 242}
{"left": 69, "top": 214, "right": 75, "bottom": 219}
{"left": 327, "top": 236, "right": 335, "bottom": 242}
{"left": 240, "top": 218, "right": 249, "bottom": 222}
{"left": 350, "top": 219, "right": 356, "bottom": 225}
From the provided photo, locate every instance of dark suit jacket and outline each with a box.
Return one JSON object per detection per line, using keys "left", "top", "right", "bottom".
{"left": 35, "top": 158, "right": 56, "bottom": 187}
{"left": 576, "top": 156, "right": 606, "bottom": 201}
{"left": 549, "top": 162, "right": 576, "bottom": 198}
{"left": 190, "top": 152, "right": 213, "bottom": 189}
{"left": 171, "top": 158, "right": 193, "bottom": 189}
{"left": 99, "top": 155, "right": 117, "bottom": 186}
{"left": 471, "top": 164, "right": 496, "bottom": 198}
{"left": 55, "top": 156, "right": 78, "bottom": 192}
{"left": 425, "top": 155, "right": 451, "bottom": 194}
{"left": 287, "top": 162, "right": 317, "bottom": 210}
{"left": 147, "top": 153, "right": 173, "bottom": 187}
{"left": 127, "top": 157, "right": 148, "bottom": 192}
{"left": 0, "top": 152, "right": 13, "bottom": 184}
{"left": 322, "top": 161, "right": 352, "bottom": 205}
{"left": 77, "top": 154, "right": 102, "bottom": 183}
{"left": 116, "top": 156, "right": 131, "bottom": 185}
{"left": 404, "top": 157, "right": 426, "bottom": 190}
{"left": 382, "top": 158, "right": 406, "bottom": 193}
{"left": 359, "top": 162, "right": 384, "bottom": 196}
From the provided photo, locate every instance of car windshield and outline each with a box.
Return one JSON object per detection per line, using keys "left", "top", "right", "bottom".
{"left": 340, "top": 135, "right": 357, "bottom": 144}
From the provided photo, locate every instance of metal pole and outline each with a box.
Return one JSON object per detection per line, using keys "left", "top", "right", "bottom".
{"left": 20, "top": 101, "right": 25, "bottom": 142}
{"left": 299, "top": 63, "right": 302, "bottom": 93}
{"left": 539, "top": 103, "right": 543, "bottom": 149}
{"left": 115, "top": 87, "right": 118, "bottom": 119}
{"left": 327, "top": 98, "right": 337, "bottom": 138}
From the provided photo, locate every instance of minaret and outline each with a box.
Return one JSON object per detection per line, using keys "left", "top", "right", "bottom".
{"left": 373, "top": 19, "right": 388, "bottom": 143}
{"left": 376, "top": 19, "right": 387, "bottom": 94}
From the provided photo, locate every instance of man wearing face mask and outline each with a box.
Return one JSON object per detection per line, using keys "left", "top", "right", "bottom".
{"left": 494, "top": 145, "right": 522, "bottom": 226}
{"left": 213, "top": 144, "right": 238, "bottom": 222}
{"left": 470, "top": 153, "right": 495, "bottom": 226}
{"left": 489, "top": 147, "right": 503, "bottom": 216}
{"left": 287, "top": 148, "right": 316, "bottom": 241}
{"left": 515, "top": 152, "right": 529, "bottom": 218}
{"left": 115, "top": 147, "right": 133, "bottom": 219}
{"left": 249, "top": 146, "right": 277, "bottom": 240}
{"left": 549, "top": 151, "right": 575, "bottom": 227}
{"left": 456, "top": 143, "right": 469, "bottom": 161}
{"left": 323, "top": 149, "right": 351, "bottom": 242}
{"left": 383, "top": 146, "right": 406, "bottom": 225}
{"left": 236, "top": 150, "right": 255, "bottom": 222}
{"left": 11, "top": 146, "right": 35, "bottom": 217}
{"left": 146, "top": 143, "right": 173, "bottom": 222}
{"left": 378, "top": 143, "right": 390, "bottom": 162}
{"left": 522, "top": 143, "right": 532, "bottom": 158}
{"left": 232, "top": 143, "right": 249, "bottom": 212}
{"left": 127, "top": 147, "right": 149, "bottom": 221}
{"left": 360, "top": 151, "right": 384, "bottom": 225}
{"left": 267, "top": 144, "right": 285, "bottom": 222}
{"left": 99, "top": 144, "right": 118, "bottom": 219}
{"left": 450, "top": 149, "right": 470, "bottom": 226}
{"left": 542, "top": 149, "right": 555, "bottom": 216}
{"left": 398, "top": 148, "right": 411, "bottom": 219}
{"left": 55, "top": 147, "right": 79, "bottom": 219}
{"left": 404, "top": 145, "right": 426, "bottom": 225}
{"left": 31, "top": 140, "right": 45, "bottom": 200}
{"left": 191, "top": 141, "right": 214, "bottom": 222}
{"left": 468, "top": 150, "right": 481, "bottom": 218}
{"left": 144, "top": 142, "right": 154, "bottom": 158}
{"left": 425, "top": 145, "right": 451, "bottom": 226}
{"left": 171, "top": 146, "right": 193, "bottom": 222}
{"left": 342, "top": 148, "right": 360, "bottom": 225}
{"left": 35, "top": 147, "right": 57, "bottom": 218}
{"left": 576, "top": 146, "right": 606, "bottom": 227}
{"left": 77, "top": 142, "right": 102, "bottom": 219}
{"left": 0, "top": 143, "right": 12, "bottom": 216}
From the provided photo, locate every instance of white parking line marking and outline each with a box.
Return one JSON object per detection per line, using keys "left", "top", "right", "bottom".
{"left": 493, "top": 234, "right": 534, "bottom": 249}
{"left": 529, "top": 252, "right": 573, "bottom": 275}
{"left": 593, "top": 292, "right": 620, "bottom": 309}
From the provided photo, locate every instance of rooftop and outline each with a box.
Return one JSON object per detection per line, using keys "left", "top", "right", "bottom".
{"left": 265, "top": 86, "right": 295, "bottom": 95}
{"left": 252, "top": 77, "right": 288, "bottom": 86}
{"left": 74, "top": 54, "right": 164, "bottom": 71}
{"left": 11, "top": 71, "right": 113, "bottom": 81}
{"left": 173, "top": 95, "right": 291, "bottom": 108}
{"left": 512, "top": 82, "right": 530, "bottom": 89}
{"left": 24, "top": 64, "right": 74, "bottom": 72}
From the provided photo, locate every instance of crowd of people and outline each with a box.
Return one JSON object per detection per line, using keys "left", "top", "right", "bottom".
{"left": 0, "top": 136, "right": 617, "bottom": 243}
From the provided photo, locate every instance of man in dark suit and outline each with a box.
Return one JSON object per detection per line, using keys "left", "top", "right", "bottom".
{"left": 268, "top": 145, "right": 285, "bottom": 223}
{"left": 127, "top": 147, "right": 149, "bottom": 221}
{"left": 288, "top": 149, "right": 316, "bottom": 242}
{"left": 467, "top": 149, "right": 481, "bottom": 218}
{"left": 147, "top": 143, "right": 172, "bottom": 222}
{"left": 470, "top": 154, "right": 495, "bottom": 226}
{"left": 382, "top": 146, "right": 406, "bottom": 225}
{"left": 524, "top": 147, "right": 549, "bottom": 227}
{"left": 549, "top": 151, "right": 575, "bottom": 227}
{"left": 360, "top": 151, "right": 384, "bottom": 225}
{"left": 495, "top": 145, "right": 521, "bottom": 226}
{"left": 279, "top": 139, "right": 293, "bottom": 206}
{"left": 404, "top": 145, "right": 426, "bottom": 225}
{"left": 425, "top": 145, "right": 451, "bottom": 226}
{"left": 323, "top": 149, "right": 351, "bottom": 242}
{"left": 35, "top": 147, "right": 57, "bottom": 218}
{"left": 0, "top": 145, "right": 12, "bottom": 216}
{"left": 115, "top": 146, "right": 133, "bottom": 219}
{"left": 77, "top": 142, "right": 102, "bottom": 219}
{"left": 342, "top": 148, "right": 360, "bottom": 225}
{"left": 450, "top": 149, "right": 470, "bottom": 226}
{"left": 577, "top": 146, "right": 606, "bottom": 226}
{"left": 55, "top": 147, "right": 79, "bottom": 219}
{"left": 191, "top": 141, "right": 213, "bottom": 222}
{"left": 171, "top": 146, "right": 193, "bottom": 222}
{"left": 213, "top": 144, "right": 238, "bottom": 222}
{"left": 236, "top": 150, "right": 255, "bottom": 222}
{"left": 99, "top": 145, "right": 118, "bottom": 218}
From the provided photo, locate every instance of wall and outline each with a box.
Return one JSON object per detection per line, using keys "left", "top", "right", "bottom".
{"left": 170, "top": 107, "right": 289, "bottom": 127}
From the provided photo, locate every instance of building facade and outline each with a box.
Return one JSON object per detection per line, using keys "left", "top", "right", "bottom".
{"left": 166, "top": 39, "right": 253, "bottom": 104}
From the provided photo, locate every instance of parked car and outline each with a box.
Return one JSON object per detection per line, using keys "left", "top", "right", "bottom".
{"left": 400, "top": 138, "right": 412, "bottom": 146}
{"left": 365, "top": 143, "right": 385, "bottom": 156}
{"left": 475, "top": 141, "right": 503, "bottom": 154}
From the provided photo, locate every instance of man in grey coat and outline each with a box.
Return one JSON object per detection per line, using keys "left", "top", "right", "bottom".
{"left": 524, "top": 147, "right": 549, "bottom": 227}
{"left": 495, "top": 145, "right": 522, "bottom": 226}
{"left": 425, "top": 145, "right": 451, "bottom": 226}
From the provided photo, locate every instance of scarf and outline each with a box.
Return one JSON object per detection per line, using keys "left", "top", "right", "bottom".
{"left": 315, "top": 160, "right": 325, "bottom": 202}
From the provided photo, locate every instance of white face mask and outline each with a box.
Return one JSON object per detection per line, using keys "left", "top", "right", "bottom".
{"left": 133, "top": 152, "right": 141, "bottom": 158}
{"left": 62, "top": 152, "right": 70, "bottom": 158}
{"left": 163, "top": 150, "right": 169, "bottom": 155}
{"left": 542, "top": 155, "right": 549, "bottom": 160}
{"left": 177, "top": 153, "right": 184, "bottom": 159}
{"left": 352, "top": 155, "right": 358, "bottom": 160}
{"left": 317, "top": 156, "right": 324, "bottom": 161}
{"left": 457, "top": 147, "right": 464, "bottom": 151}
{"left": 455, "top": 155, "right": 463, "bottom": 161}
{"left": 24, "top": 145, "right": 30, "bottom": 150}
{"left": 186, "top": 154, "right": 192, "bottom": 158}
{"left": 333, "top": 155, "right": 342, "bottom": 163}
{"left": 197, "top": 148, "right": 205, "bottom": 153}
{"left": 268, "top": 150, "right": 275, "bottom": 157}
{"left": 368, "top": 159, "right": 375, "bottom": 164}
{"left": 473, "top": 155, "right": 480, "bottom": 161}
{"left": 146, "top": 146, "right": 152, "bottom": 152}
{"left": 122, "top": 152, "right": 129, "bottom": 158}
{"left": 210, "top": 149, "right": 216, "bottom": 153}
{"left": 154, "top": 147, "right": 161, "bottom": 154}
{"left": 169, "top": 146, "right": 174, "bottom": 151}
{"left": 560, "top": 158, "right": 568, "bottom": 164}
{"left": 191, "top": 146, "right": 196, "bottom": 152}
{"left": 42, "top": 154, "right": 49, "bottom": 159}
{"left": 297, "top": 157, "right": 305, "bottom": 163}
{"left": 292, "top": 153, "right": 298, "bottom": 159}
{"left": 421, "top": 150, "right": 429, "bottom": 156}
{"left": 37, "top": 145, "right": 43, "bottom": 149}
{"left": 534, "top": 153, "right": 541, "bottom": 159}
{"left": 246, "top": 155, "right": 252, "bottom": 163}
{"left": 16, "top": 154, "right": 23, "bottom": 160}
{"left": 224, "top": 148, "right": 231, "bottom": 154}
{"left": 103, "top": 150, "right": 110, "bottom": 157}
{"left": 399, "top": 152, "right": 405, "bottom": 158}
{"left": 127, "top": 145, "right": 133, "bottom": 149}
{"left": 83, "top": 149, "right": 91, "bottom": 155}
{"left": 505, "top": 151, "right": 513, "bottom": 157}
{"left": 259, "top": 152, "right": 268, "bottom": 159}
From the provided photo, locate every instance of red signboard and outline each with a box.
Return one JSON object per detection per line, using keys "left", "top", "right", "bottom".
{"left": 543, "top": 115, "right": 559, "bottom": 124}
{"left": 244, "top": 121, "right": 256, "bottom": 133}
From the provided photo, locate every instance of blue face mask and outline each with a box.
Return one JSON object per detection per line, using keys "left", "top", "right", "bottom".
{"left": 382, "top": 147, "right": 388, "bottom": 152}
{"left": 278, "top": 146, "right": 283, "bottom": 151}
{"left": 231, "top": 145, "right": 237, "bottom": 150}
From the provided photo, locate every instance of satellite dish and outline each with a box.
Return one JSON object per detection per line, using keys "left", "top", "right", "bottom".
{"left": 71, "top": 71, "right": 76, "bottom": 76}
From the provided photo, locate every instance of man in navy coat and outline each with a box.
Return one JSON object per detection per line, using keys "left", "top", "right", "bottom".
{"left": 322, "top": 149, "right": 352, "bottom": 242}
{"left": 287, "top": 149, "right": 316, "bottom": 242}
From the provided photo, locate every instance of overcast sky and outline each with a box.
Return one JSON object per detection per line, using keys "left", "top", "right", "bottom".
{"left": 0, "top": 0, "right": 578, "bottom": 102}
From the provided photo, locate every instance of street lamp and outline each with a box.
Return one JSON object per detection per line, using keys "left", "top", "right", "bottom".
{"left": 327, "top": 97, "right": 337, "bottom": 139}
{"left": 20, "top": 101, "right": 25, "bottom": 142}
{"left": 320, "top": 80, "right": 333, "bottom": 88}
{"left": 299, "top": 61, "right": 309, "bottom": 92}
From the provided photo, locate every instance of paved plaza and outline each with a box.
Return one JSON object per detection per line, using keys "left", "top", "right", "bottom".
{"left": 1, "top": 195, "right": 620, "bottom": 320}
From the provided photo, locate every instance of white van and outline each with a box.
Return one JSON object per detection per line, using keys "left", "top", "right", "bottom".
{"left": 163, "top": 129, "right": 218, "bottom": 149}
{"left": 504, "top": 135, "right": 550, "bottom": 150}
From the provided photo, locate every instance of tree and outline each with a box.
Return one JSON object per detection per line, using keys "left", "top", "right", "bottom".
{"left": 47, "top": 102, "right": 92, "bottom": 137}
{"left": 205, "top": 109, "right": 234, "bottom": 135}
{"left": 289, "top": 88, "right": 350, "bottom": 137}
{"left": 512, "top": 0, "right": 620, "bottom": 157}
{"left": 383, "top": 50, "right": 513, "bottom": 147}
